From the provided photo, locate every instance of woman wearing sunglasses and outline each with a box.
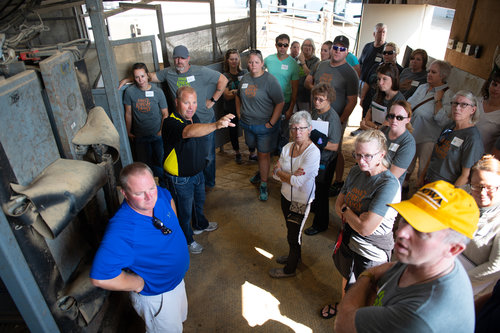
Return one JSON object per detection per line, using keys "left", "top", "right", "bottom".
{"left": 236, "top": 50, "right": 285, "bottom": 201}
{"left": 380, "top": 100, "right": 416, "bottom": 187}
{"left": 360, "top": 62, "right": 405, "bottom": 131}
{"left": 459, "top": 155, "right": 500, "bottom": 297}
{"left": 359, "top": 42, "right": 403, "bottom": 124}
{"left": 320, "top": 130, "right": 400, "bottom": 319}
{"left": 420, "top": 90, "right": 484, "bottom": 187}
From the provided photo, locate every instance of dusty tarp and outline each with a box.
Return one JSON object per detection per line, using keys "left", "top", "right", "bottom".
{"left": 5, "top": 159, "right": 107, "bottom": 239}
{"left": 72, "top": 106, "right": 120, "bottom": 163}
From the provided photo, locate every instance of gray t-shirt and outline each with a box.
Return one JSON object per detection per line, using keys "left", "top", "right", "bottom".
{"left": 310, "top": 61, "right": 359, "bottom": 117}
{"left": 370, "top": 91, "right": 406, "bottom": 125}
{"left": 381, "top": 127, "right": 416, "bottom": 185}
{"left": 427, "top": 125, "right": 485, "bottom": 183}
{"left": 237, "top": 71, "right": 284, "bottom": 125}
{"left": 123, "top": 84, "right": 168, "bottom": 137}
{"left": 341, "top": 166, "right": 400, "bottom": 261}
{"left": 355, "top": 261, "right": 475, "bottom": 333}
{"left": 311, "top": 106, "right": 341, "bottom": 163}
{"left": 399, "top": 68, "right": 427, "bottom": 99}
{"left": 297, "top": 56, "right": 320, "bottom": 104}
{"left": 156, "top": 65, "right": 221, "bottom": 123}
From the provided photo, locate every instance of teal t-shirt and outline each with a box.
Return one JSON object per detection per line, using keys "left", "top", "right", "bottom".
{"left": 264, "top": 54, "right": 299, "bottom": 103}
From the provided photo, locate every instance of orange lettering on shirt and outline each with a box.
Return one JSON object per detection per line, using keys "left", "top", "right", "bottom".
{"left": 135, "top": 98, "right": 151, "bottom": 113}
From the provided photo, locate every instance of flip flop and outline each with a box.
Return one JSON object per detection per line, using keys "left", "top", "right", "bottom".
{"left": 320, "top": 303, "right": 338, "bottom": 319}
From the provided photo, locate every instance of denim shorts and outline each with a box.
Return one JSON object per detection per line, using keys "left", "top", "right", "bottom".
{"left": 240, "top": 121, "right": 278, "bottom": 154}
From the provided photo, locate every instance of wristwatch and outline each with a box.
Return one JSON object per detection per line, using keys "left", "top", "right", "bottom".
{"left": 341, "top": 206, "right": 348, "bottom": 213}
{"left": 210, "top": 97, "right": 217, "bottom": 103}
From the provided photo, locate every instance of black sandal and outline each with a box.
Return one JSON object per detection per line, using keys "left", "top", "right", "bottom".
{"left": 320, "top": 303, "right": 338, "bottom": 319}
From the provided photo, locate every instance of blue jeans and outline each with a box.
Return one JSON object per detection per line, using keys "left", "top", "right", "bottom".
{"left": 203, "top": 120, "right": 216, "bottom": 188}
{"left": 165, "top": 172, "right": 209, "bottom": 245}
{"left": 134, "top": 135, "right": 165, "bottom": 186}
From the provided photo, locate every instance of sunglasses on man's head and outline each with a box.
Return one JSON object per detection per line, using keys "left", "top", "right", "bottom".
{"left": 332, "top": 45, "right": 347, "bottom": 52}
{"left": 383, "top": 50, "right": 395, "bottom": 55}
{"left": 277, "top": 43, "right": 289, "bottom": 48}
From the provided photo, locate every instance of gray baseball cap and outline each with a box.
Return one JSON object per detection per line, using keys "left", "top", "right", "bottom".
{"left": 173, "top": 45, "right": 189, "bottom": 59}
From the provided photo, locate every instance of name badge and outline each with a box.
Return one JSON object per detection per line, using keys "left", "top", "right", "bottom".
{"left": 145, "top": 91, "right": 154, "bottom": 97}
{"left": 451, "top": 137, "right": 464, "bottom": 147}
{"left": 241, "top": 83, "right": 248, "bottom": 89}
{"left": 411, "top": 80, "right": 419, "bottom": 87}
{"left": 238, "top": 75, "right": 243, "bottom": 81}
{"left": 186, "top": 75, "right": 195, "bottom": 83}
{"left": 281, "top": 64, "right": 289, "bottom": 70}
{"left": 375, "top": 56, "right": 382, "bottom": 62}
{"left": 389, "top": 143, "right": 399, "bottom": 152}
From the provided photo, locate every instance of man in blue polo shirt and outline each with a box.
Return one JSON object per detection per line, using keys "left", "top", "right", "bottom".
{"left": 90, "top": 162, "right": 190, "bottom": 332}
{"left": 163, "top": 86, "right": 234, "bottom": 254}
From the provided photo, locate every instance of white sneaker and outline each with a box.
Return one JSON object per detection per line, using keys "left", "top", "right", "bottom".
{"left": 192, "top": 222, "right": 218, "bottom": 235}
{"left": 189, "top": 241, "right": 203, "bottom": 254}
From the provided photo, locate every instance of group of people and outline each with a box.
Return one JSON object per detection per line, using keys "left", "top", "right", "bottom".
{"left": 87, "top": 22, "right": 500, "bottom": 332}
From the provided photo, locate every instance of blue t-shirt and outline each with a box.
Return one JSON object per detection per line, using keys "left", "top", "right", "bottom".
{"left": 90, "top": 187, "right": 189, "bottom": 296}
{"left": 264, "top": 54, "right": 299, "bottom": 103}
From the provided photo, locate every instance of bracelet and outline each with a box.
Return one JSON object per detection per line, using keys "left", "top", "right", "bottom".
{"left": 359, "top": 271, "right": 376, "bottom": 285}
{"left": 267, "top": 121, "right": 274, "bottom": 127}
{"left": 341, "top": 206, "right": 348, "bottom": 213}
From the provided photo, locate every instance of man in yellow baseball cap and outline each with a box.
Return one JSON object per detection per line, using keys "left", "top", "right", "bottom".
{"left": 335, "top": 181, "right": 479, "bottom": 333}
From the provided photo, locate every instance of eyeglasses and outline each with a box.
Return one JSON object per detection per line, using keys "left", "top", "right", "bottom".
{"left": 437, "top": 128, "right": 453, "bottom": 146}
{"left": 152, "top": 215, "right": 172, "bottom": 235}
{"left": 290, "top": 126, "right": 309, "bottom": 132}
{"left": 352, "top": 151, "right": 380, "bottom": 162}
{"left": 383, "top": 50, "right": 395, "bottom": 55}
{"left": 277, "top": 43, "right": 289, "bottom": 48}
{"left": 313, "top": 96, "right": 327, "bottom": 103}
{"left": 332, "top": 45, "right": 347, "bottom": 52}
{"left": 451, "top": 101, "right": 474, "bottom": 108}
{"left": 470, "top": 184, "right": 499, "bottom": 193}
{"left": 386, "top": 113, "right": 409, "bottom": 121}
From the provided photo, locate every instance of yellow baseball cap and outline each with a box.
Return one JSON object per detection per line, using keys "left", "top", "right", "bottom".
{"left": 388, "top": 181, "right": 479, "bottom": 238}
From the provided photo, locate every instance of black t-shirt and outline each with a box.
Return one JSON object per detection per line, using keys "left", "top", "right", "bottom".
{"left": 162, "top": 112, "right": 209, "bottom": 177}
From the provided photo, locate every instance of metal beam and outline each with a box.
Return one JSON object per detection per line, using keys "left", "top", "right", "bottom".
{"left": 250, "top": 0, "right": 256, "bottom": 49}
{"left": 0, "top": 211, "right": 60, "bottom": 333}
{"left": 209, "top": 0, "right": 218, "bottom": 62}
{"left": 86, "top": 0, "right": 133, "bottom": 167}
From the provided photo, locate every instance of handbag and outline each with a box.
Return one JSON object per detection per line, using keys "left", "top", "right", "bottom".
{"left": 286, "top": 144, "right": 314, "bottom": 224}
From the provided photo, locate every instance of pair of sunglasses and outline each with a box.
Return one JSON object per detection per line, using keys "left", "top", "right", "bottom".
{"left": 152, "top": 215, "right": 172, "bottom": 235}
{"left": 332, "top": 45, "right": 347, "bottom": 52}
{"left": 277, "top": 43, "right": 289, "bottom": 48}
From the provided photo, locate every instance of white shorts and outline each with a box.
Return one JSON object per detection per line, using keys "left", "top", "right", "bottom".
{"left": 130, "top": 279, "right": 188, "bottom": 333}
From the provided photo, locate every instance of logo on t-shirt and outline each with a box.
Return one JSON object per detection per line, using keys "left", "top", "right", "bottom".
{"left": 245, "top": 84, "right": 258, "bottom": 98}
{"left": 319, "top": 73, "right": 333, "bottom": 85}
{"left": 135, "top": 98, "right": 151, "bottom": 113}
{"left": 176, "top": 77, "right": 191, "bottom": 88}
{"left": 344, "top": 187, "right": 367, "bottom": 213}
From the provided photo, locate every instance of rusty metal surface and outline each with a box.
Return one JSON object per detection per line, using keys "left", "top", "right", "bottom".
{"left": 39, "top": 51, "right": 88, "bottom": 159}
{"left": 0, "top": 70, "right": 60, "bottom": 186}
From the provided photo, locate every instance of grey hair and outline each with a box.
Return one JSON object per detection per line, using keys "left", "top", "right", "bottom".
{"left": 289, "top": 110, "right": 312, "bottom": 128}
{"left": 375, "top": 23, "right": 387, "bottom": 32}
{"left": 355, "top": 129, "right": 390, "bottom": 168}
{"left": 452, "top": 90, "right": 480, "bottom": 124}
{"left": 431, "top": 60, "right": 452, "bottom": 83}
{"left": 302, "top": 38, "right": 316, "bottom": 53}
{"left": 443, "top": 228, "right": 470, "bottom": 246}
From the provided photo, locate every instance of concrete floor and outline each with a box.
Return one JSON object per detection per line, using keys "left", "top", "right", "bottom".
{"left": 180, "top": 127, "right": 361, "bottom": 333}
